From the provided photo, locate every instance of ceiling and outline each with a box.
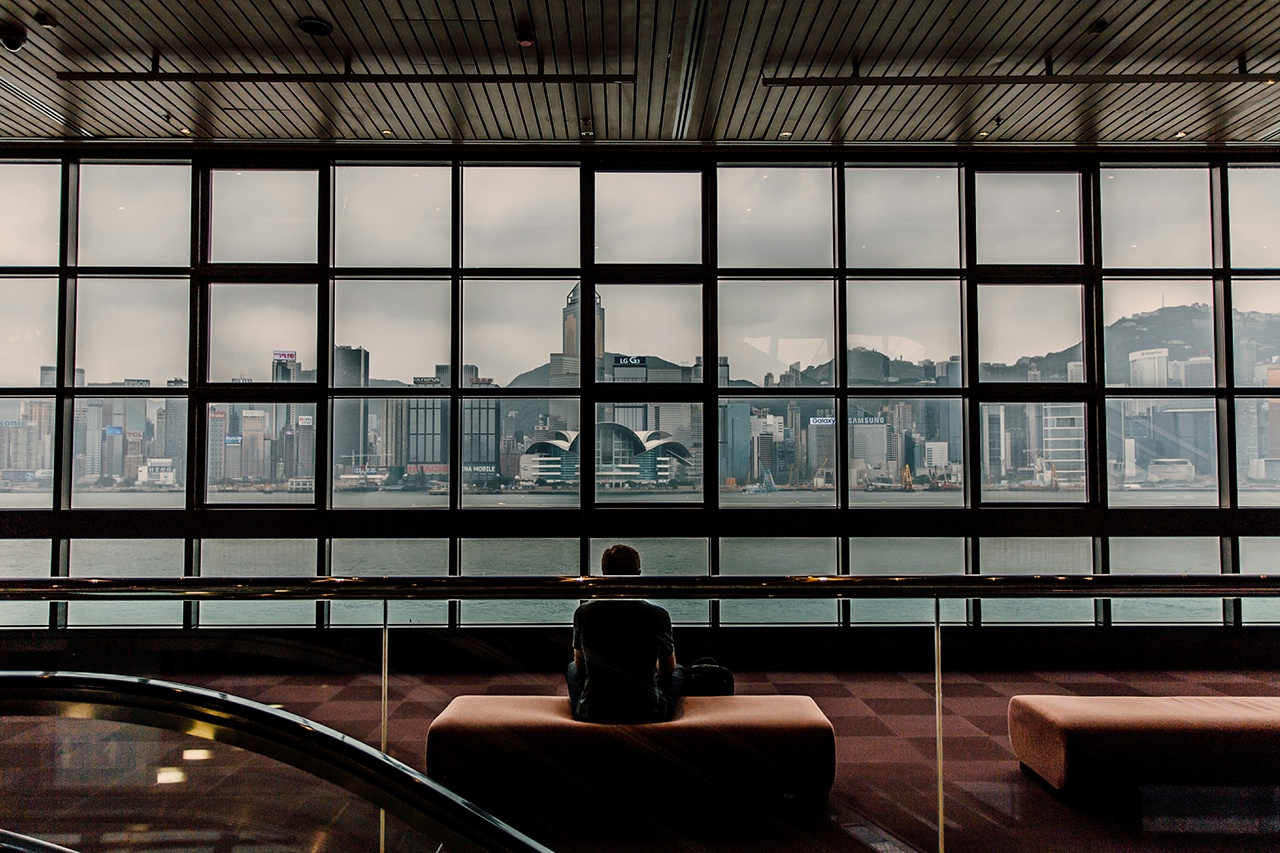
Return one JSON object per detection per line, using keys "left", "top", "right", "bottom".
{"left": 2, "top": 0, "right": 1280, "bottom": 145}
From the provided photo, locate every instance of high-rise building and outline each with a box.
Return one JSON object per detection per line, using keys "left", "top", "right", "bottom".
{"left": 206, "top": 409, "right": 226, "bottom": 483}
{"left": 1129, "top": 348, "right": 1170, "bottom": 387}
{"left": 333, "top": 346, "right": 371, "bottom": 473}
{"left": 240, "top": 410, "right": 268, "bottom": 480}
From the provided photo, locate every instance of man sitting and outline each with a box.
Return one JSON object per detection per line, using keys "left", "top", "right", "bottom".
{"left": 566, "top": 544, "right": 684, "bottom": 723}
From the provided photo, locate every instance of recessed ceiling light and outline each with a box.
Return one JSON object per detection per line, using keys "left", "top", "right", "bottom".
{"left": 297, "top": 17, "right": 333, "bottom": 37}
{"left": 1175, "top": 130, "right": 1188, "bottom": 138}
{"left": 779, "top": 130, "right": 792, "bottom": 138}
{"left": 1267, "top": 79, "right": 1276, "bottom": 85}
{"left": 978, "top": 130, "right": 989, "bottom": 137}
{"left": 381, "top": 129, "right": 393, "bottom": 137}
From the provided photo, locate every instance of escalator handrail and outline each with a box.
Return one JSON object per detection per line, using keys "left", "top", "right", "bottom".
{"left": 0, "top": 830, "right": 79, "bottom": 853}
{"left": 0, "top": 671, "right": 552, "bottom": 853}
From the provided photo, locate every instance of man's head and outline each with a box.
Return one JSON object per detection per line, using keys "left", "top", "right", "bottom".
{"left": 601, "top": 544, "right": 641, "bottom": 576}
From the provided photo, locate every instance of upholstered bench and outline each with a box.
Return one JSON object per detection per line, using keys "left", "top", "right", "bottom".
{"left": 426, "top": 695, "right": 836, "bottom": 809}
{"left": 1008, "top": 695, "right": 1280, "bottom": 792}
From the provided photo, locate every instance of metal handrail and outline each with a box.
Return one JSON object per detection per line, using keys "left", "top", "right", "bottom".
{"left": 0, "top": 831, "right": 79, "bottom": 853}
{"left": 0, "top": 574, "right": 1278, "bottom": 599}
{"left": 0, "top": 672, "right": 550, "bottom": 853}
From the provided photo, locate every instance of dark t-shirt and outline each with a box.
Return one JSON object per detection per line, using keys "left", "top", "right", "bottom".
{"left": 571, "top": 599, "right": 674, "bottom": 723}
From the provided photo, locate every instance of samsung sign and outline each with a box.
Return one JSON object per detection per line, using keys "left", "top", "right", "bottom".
{"left": 809, "top": 417, "right": 837, "bottom": 425}
{"left": 849, "top": 416, "right": 887, "bottom": 425}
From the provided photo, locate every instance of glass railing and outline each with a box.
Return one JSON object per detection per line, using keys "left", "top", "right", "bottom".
{"left": 1, "top": 574, "right": 1278, "bottom": 853}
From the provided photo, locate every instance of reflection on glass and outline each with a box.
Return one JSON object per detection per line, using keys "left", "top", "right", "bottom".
{"left": 980, "top": 402, "right": 1087, "bottom": 503}
{"left": 718, "top": 397, "right": 838, "bottom": 507}
{"left": 718, "top": 280, "right": 834, "bottom": 385}
{"left": 0, "top": 278, "right": 57, "bottom": 386}
{"left": 596, "top": 284, "right": 701, "bottom": 382}
{"left": 1101, "top": 168, "right": 1212, "bottom": 268}
{"left": 1104, "top": 279, "right": 1214, "bottom": 387}
{"left": 210, "top": 169, "right": 318, "bottom": 263}
{"left": 333, "top": 280, "right": 449, "bottom": 386}
{"left": 76, "top": 279, "right": 188, "bottom": 385}
{"left": 68, "top": 539, "right": 184, "bottom": 626}
{"left": 849, "top": 538, "right": 966, "bottom": 624}
{"left": 70, "top": 397, "right": 186, "bottom": 508}
{"left": 1229, "top": 168, "right": 1280, "bottom": 268}
{"left": 0, "top": 396, "right": 54, "bottom": 507}
{"left": 78, "top": 164, "right": 191, "bottom": 266}
{"left": 847, "top": 279, "right": 961, "bottom": 385}
{"left": 720, "top": 538, "right": 837, "bottom": 624}
{"left": 463, "top": 167, "right": 579, "bottom": 267}
{"left": 460, "top": 397, "right": 579, "bottom": 507}
{"left": 333, "top": 397, "right": 448, "bottom": 508}
{"left": 334, "top": 166, "right": 451, "bottom": 267}
{"left": 459, "top": 538, "right": 577, "bottom": 624}
{"left": 975, "top": 172, "right": 1081, "bottom": 264}
{"left": 1109, "top": 537, "right": 1221, "bottom": 623}
{"left": 199, "top": 539, "right": 317, "bottom": 626}
{"left": 209, "top": 284, "right": 318, "bottom": 382}
{"left": 718, "top": 168, "right": 834, "bottom": 267}
{"left": 850, "top": 398, "right": 964, "bottom": 506}
{"left": 0, "top": 540, "right": 50, "bottom": 626}
{"left": 1239, "top": 537, "right": 1280, "bottom": 622}
{"left": 596, "top": 172, "right": 701, "bottom": 264}
{"left": 463, "top": 279, "right": 579, "bottom": 388}
{"left": 0, "top": 163, "right": 60, "bottom": 265}
{"left": 594, "top": 402, "right": 702, "bottom": 503}
{"left": 1106, "top": 397, "right": 1218, "bottom": 505}
{"left": 589, "top": 538, "right": 709, "bottom": 624}
{"left": 1236, "top": 398, "right": 1280, "bottom": 507}
{"left": 205, "top": 402, "right": 316, "bottom": 504}
{"left": 847, "top": 167, "right": 961, "bottom": 267}
{"left": 981, "top": 537, "right": 1093, "bottom": 623}
{"left": 329, "top": 539, "right": 448, "bottom": 625}
{"left": 978, "top": 285, "right": 1083, "bottom": 382}
{"left": 1231, "top": 280, "right": 1280, "bottom": 386}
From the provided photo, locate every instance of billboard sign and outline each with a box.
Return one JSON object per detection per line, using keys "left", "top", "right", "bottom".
{"left": 104, "top": 425, "right": 124, "bottom": 436}
{"left": 272, "top": 351, "right": 297, "bottom": 362}
{"left": 297, "top": 415, "right": 314, "bottom": 426}
{"left": 809, "top": 417, "right": 837, "bottom": 425}
{"left": 614, "top": 355, "right": 647, "bottom": 366}
{"left": 225, "top": 436, "right": 242, "bottom": 445}
{"left": 849, "top": 416, "right": 887, "bottom": 425}
{"left": 123, "top": 378, "right": 151, "bottom": 387}
{"left": 0, "top": 420, "right": 33, "bottom": 429}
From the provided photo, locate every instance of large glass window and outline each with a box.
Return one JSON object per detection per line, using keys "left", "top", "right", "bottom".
{"left": 980, "top": 402, "right": 1088, "bottom": 502}
{"left": 208, "top": 284, "right": 318, "bottom": 383}
{"left": 68, "top": 539, "right": 184, "bottom": 626}
{"left": 718, "top": 167, "right": 834, "bottom": 267}
{"left": 718, "top": 280, "right": 834, "bottom": 386}
{"left": 333, "top": 166, "right": 450, "bottom": 267}
{"left": 329, "top": 538, "right": 448, "bottom": 626}
{"left": 975, "top": 172, "right": 1082, "bottom": 265}
{"left": 848, "top": 538, "right": 966, "bottom": 624}
{"left": 1101, "top": 167, "right": 1212, "bottom": 268}
{"left": 0, "top": 396, "right": 55, "bottom": 507}
{"left": 463, "top": 167, "right": 579, "bottom": 267}
{"left": 595, "top": 284, "right": 701, "bottom": 383}
{"left": 595, "top": 172, "right": 701, "bottom": 264}
{"left": 70, "top": 397, "right": 186, "bottom": 507}
{"left": 78, "top": 163, "right": 191, "bottom": 266}
{"left": 1106, "top": 397, "right": 1218, "bottom": 506}
{"left": 980, "top": 538, "right": 1094, "bottom": 623}
{"left": 847, "top": 279, "right": 961, "bottom": 386}
{"left": 1109, "top": 537, "right": 1221, "bottom": 624}
{"left": 595, "top": 402, "right": 702, "bottom": 503}
{"left": 589, "top": 538, "right": 708, "bottom": 624}
{"left": 458, "top": 538, "right": 577, "bottom": 625}
{"left": 0, "top": 539, "right": 51, "bottom": 627}
{"left": 210, "top": 169, "right": 318, "bottom": 264}
{"left": 206, "top": 402, "right": 316, "bottom": 503}
{"left": 846, "top": 167, "right": 960, "bottom": 268}
{"left": 199, "top": 539, "right": 317, "bottom": 626}
{"left": 1231, "top": 279, "right": 1280, "bottom": 386}
{"left": 0, "top": 163, "right": 60, "bottom": 266}
{"left": 333, "top": 279, "right": 450, "bottom": 386}
{"left": 719, "top": 537, "right": 838, "bottom": 624}
{"left": 978, "top": 285, "right": 1084, "bottom": 382}
{"left": 849, "top": 398, "right": 964, "bottom": 506}
{"left": 1103, "top": 279, "right": 1215, "bottom": 387}
{"left": 0, "top": 278, "right": 57, "bottom": 386}
{"left": 1239, "top": 537, "right": 1280, "bottom": 623}
{"left": 75, "top": 278, "right": 189, "bottom": 386}
{"left": 719, "top": 397, "right": 837, "bottom": 507}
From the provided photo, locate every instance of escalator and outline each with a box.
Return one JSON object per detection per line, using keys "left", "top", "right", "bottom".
{"left": 0, "top": 671, "right": 551, "bottom": 853}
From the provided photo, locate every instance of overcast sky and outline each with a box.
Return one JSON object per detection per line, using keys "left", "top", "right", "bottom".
{"left": 2, "top": 164, "right": 1279, "bottom": 389}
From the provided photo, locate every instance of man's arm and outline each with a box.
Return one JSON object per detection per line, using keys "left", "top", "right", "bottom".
{"left": 574, "top": 648, "right": 586, "bottom": 671}
{"left": 658, "top": 650, "right": 676, "bottom": 677}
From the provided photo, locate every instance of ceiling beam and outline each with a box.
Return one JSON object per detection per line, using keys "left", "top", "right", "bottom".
{"left": 763, "top": 73, "right": 1279, "bottom": 87}
{"left": 58, "top": 71, "right": 636, "bottom": 85}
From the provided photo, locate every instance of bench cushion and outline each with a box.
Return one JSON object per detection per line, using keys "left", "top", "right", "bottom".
{"left": 1008, "top": 695, "right": 1280, "bottom": 791}
{"left": 426, "top": 695, "right": 835, "bottom": 807}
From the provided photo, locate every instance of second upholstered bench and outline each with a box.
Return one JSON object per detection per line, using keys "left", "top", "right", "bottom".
{"left": 1008, "top": 694, "right": 1280, "bottom": 792}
